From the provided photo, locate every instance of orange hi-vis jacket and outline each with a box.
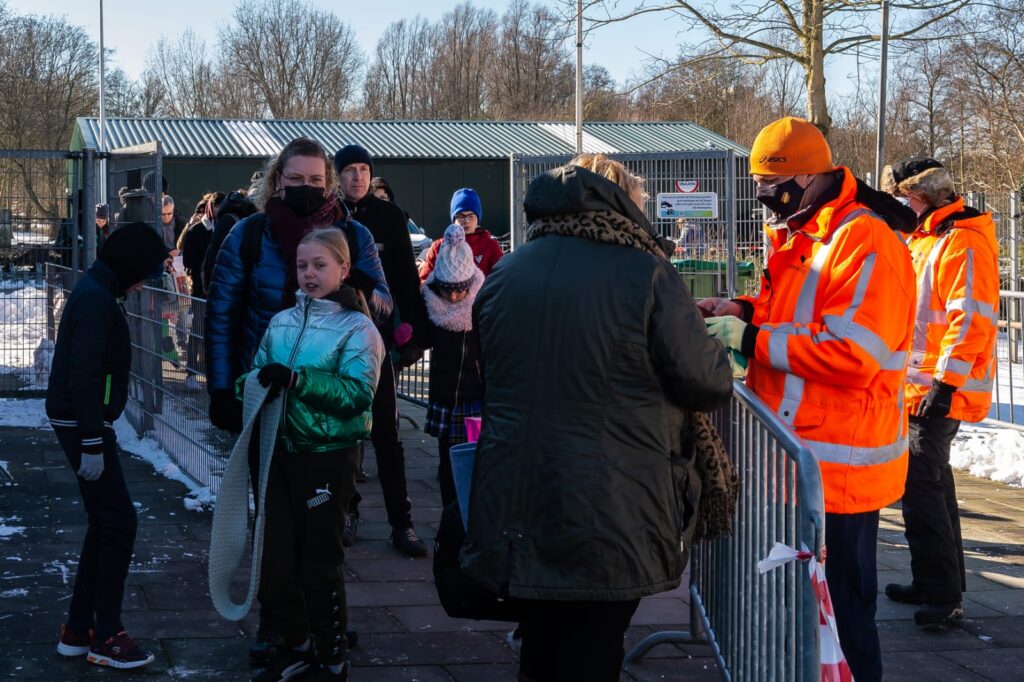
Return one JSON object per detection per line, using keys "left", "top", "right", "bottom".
{"left": 740, "top": 168, "right": 917, "bottom": 514}
{"left": 905, "top": 198, "right": 999, "bottom": 422}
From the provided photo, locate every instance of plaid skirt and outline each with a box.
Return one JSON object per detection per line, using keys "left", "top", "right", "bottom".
{"left": 424, "top": 400, "right": 483, "bottom": 444}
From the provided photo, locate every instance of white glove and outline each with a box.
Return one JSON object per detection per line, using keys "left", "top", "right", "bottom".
{"left": 77, "top": 453, "right": 105, "bottom": 481}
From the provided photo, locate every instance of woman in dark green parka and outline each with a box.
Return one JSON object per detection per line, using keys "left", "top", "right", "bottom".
{"left": 464, "top": 154, "right": 733, "bottom": 681}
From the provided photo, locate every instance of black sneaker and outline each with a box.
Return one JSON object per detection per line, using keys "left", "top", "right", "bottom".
{"left": 292, "top": 660, "right": 349, "bottom": 681}
{"left": 249, "top": 637, "right": 285, "bottom": 667}
{"left": 915, "top": 602, "right": 964, "bottom": 629}
{"left": 341, "top": 512, "right": 359, "bottom": 548}
{"left": 391, "top": 527, "right": 428, "bottom": 558}
{"left": 885, "top": 582, "right": 927, "bottom": 605}
{"left": 87, "top": 630, "right": 155, "bottom": 669}
{"left": 251, "top": 647, "right": 313, "bottom": 681}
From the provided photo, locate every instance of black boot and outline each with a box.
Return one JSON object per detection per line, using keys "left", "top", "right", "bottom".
{"left": 914, "top": 602, "right": 964, "bottom": 629}
{"left": 885, "top": 582, "right": 927, "bottom": 605}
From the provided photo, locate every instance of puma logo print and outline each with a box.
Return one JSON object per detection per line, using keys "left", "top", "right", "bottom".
{"left": 307, "top": 483, "right": 332, "bottom": 509}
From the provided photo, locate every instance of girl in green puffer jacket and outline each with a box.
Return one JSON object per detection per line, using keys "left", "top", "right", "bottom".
{"left": 240, "top": 228, "right": 384, "bottom": 681}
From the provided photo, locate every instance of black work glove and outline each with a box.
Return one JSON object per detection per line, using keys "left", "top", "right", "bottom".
{"left": 395, "top": 343, "right": 424, "bottom": 370}
{"left": 257, "top": 363, "right": 295, "bottom": 392}
{"left": 325, "top": 284, "right": 364, "bottom": 312}
{"left": 346, "top": 267, "right": 376, "bottom": 297}
{"left": 916, "top": 380, "right": 956, "bottom": 418}
{"left": 209, "top": 390, "right": 243, "bottom": 433}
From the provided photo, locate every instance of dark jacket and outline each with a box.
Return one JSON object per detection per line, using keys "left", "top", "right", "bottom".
{"left": 45, "top": 260, "right": 131, "bottom": 435}
{"left": 204, "top": 212, "right": 391, "bottom": 393}
{"left": 461, "top": 165, "right": 733, "bottom": 601}
{"left": 202, "top": 193, "right": 258, "bottom": 294}
{"left": 179, "top": 218, "right": 213, "bottom": 297}
{"left": 344, "top": 194, "right": 428, "bottom": 348}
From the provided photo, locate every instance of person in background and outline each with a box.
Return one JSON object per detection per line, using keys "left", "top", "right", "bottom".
{"left": 47, "top": 222, "right": 170, "bottom": 671}
{"left": 334, "top": 144, "right": 429, "bottom": 558}
{"left": 418, "top": 188, "right": 503, "bottom": 283}
{"left": 702, "top": 117, "right": 916, "bottom": 682}
{"left": 177, "top": 192, "right": 225, "bottom": 390}
{"left": 244, "top": 228, "right": 384, "bottom": 682}
{"left": 95, "top": 204, "right": 111, "bottom": 252}
{"left": 160, "top": 196, "right": 187, "bottom": 252}
{"left": 464, "top": 154, "right": 732, "bottom": 682}
{"left": 420, "top": 225, "right": 484, "bottom": 508}
{"left": 880, "top": 158, "right": 1000, "bottom": 628}
{"left": 201, "top": 189, "right": 259, "bottom": 296}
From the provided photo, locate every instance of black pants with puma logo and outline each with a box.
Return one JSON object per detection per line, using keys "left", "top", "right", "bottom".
{"left": 260, "top": 446, "right": 359, "bottom": 665}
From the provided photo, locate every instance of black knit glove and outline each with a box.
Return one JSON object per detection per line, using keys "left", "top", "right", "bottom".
{"left": 916, "top": 380, "right": 956, "bottom": 418}
{"left": 325, "top": 284, "right": 364, "bottom": 312}
{"left": 209, "top": 390, "right": 243, "bottom": 433}
{"left": 346, "top": 267, "right": 376, "bottom": 297}
{"left": 395, "top": 344, "right": 424, "bottom": 369}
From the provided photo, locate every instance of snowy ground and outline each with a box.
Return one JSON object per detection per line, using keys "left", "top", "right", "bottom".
{"left": 0, "top": 283, "right": 51, "bottom": 388}
{"left": 0, "top": 398, "right": 214, "bottom": 510}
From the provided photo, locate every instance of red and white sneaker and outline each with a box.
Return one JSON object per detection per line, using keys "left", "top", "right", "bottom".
{"left": 56, "top": 624, "right": 92, "bottom": 656}
{"left": 87, "top": 630, "right": 155, "bottom": 669}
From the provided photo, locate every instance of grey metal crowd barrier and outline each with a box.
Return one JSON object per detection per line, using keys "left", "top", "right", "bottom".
{"left": 626, "top": 380, "right": 826, "bottom": 682}
{"left": 993, "top": 290, "right": 1024, "bottom": 426}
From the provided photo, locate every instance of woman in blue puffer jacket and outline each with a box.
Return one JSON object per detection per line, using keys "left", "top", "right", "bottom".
{"left": 240, "top": 227, "right": 384, "bottom": 680}
{"left": 205, "top": 137, "right": 391, "bottom": 434}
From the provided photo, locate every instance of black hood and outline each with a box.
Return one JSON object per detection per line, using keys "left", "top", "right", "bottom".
{"left": 217, "top": 191, "right": 257, "bottom": 220}
{"left": 524, "top": 165, "right": 655, "bottom": 235}
{"left": 855, "top": 178, "right": 917, "bottom": 234}
{"left": 98, "top": 222, "right": 170, "bottom": 293}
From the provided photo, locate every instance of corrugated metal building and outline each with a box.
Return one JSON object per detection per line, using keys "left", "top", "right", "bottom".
{"left": 71, "top": 117, "right": 748, "bottom": 238}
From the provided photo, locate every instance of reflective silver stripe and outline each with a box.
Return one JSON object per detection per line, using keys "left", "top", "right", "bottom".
{"left": 937, "top": 356, "right": 972, "bottom": 377}
{"left": 804, "top": 436, "right": 908, "bottom": 466}
{"left": 913, "top": 234, "right": 948, "bottom": 353}
{"left": 777, "top": 374, "right": 804, "bottom": 427}
{"left": 792, "top": 235, "right": 835, "bottom": 323}
{"left": 947, "top": 297, "right": 998, "bottom": 324}
{"left": 768, "top": 326, "right": 791, "bottom": 373}
{"left": 883, "top": 351, "right": 909, "bottom": 371}
{"left": 906, "top": 369, "right": 994, "bottom": 393}
{"left": 822, "top": 314, "right": 891, "bottom": 368}
{"left": 936, "top": 249, "right": 975, "bottom": 383}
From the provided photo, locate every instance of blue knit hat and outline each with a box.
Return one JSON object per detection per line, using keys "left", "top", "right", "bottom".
{"left": 450, "top": 188, "right": 482, "bottom": 223}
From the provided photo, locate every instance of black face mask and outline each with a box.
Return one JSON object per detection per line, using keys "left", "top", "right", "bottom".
{"left": 282, "top": 185, "right": 327, "bottom": 218}
{"left": 756, "top": 178, "right": 805, "bottom": 219}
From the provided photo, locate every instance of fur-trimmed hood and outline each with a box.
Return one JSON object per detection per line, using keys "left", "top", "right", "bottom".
{"left": 881, "top": 163, "right": 956, "bottom": 209}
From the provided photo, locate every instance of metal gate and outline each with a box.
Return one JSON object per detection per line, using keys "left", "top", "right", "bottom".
{"left": 509, "top": 150, "right": 758, "bottom": 297}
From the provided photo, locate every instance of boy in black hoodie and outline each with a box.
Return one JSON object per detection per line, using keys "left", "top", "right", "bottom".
{"left": 47, "top": 222, "right": 170, "bottom": 670}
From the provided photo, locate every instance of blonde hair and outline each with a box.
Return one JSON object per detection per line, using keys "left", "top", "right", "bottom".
{"left": 298, "top": 228, "right": 369, "bottom": 316}
{"left": 257, "top": 137, "right": 337, "bottom": 211}
{"left": 570, "top": 153, "right": 649, "bottom": 210}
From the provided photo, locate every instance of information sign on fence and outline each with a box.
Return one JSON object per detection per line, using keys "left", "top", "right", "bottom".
{"left": 656, "top": 191, "right": 719, "bottom": 219}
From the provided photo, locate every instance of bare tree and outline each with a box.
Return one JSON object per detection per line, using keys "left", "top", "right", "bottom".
{"left": 363, "top": 18, "right": 434, "bottom": 119}
{"left": 488, "top": 0, "right": 574, "bottom": 119}
{"left": 580, "top": 0, "right": 970, "bottom": 136}
{"left": 428, "top": 3, "right": 498, "bottom": 119}
{"left": 144, "top": 30, "right": 218, "bottom": 118}
{"left": 219, "top": 0, "right": 364, "bottom": 119}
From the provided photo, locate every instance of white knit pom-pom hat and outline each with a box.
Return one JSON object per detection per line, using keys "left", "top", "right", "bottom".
{"left": 433, "top": 224, "right": 477, "bottom": 292}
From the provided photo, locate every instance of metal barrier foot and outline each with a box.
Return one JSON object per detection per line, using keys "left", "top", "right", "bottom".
{"left": 624, "top": 630, "right": 699, "bottom": 663}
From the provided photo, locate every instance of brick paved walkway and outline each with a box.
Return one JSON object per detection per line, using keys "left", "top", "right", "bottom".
{"left": 1, "top": 402, "right": 1022, "bottom": 680}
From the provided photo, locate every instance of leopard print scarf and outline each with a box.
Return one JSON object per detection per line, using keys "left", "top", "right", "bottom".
{"left": 527, "top": 207, "right": 738, "bottom": 543}
{"left": 526, "top": 210, "right": 669, "bottom": 259}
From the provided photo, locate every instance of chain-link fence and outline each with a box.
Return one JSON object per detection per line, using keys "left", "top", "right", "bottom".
{"left": 509, "top": 150, "right": 759, "bottom": 298}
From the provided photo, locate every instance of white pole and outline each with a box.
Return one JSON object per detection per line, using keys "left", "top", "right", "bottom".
{"left": 873, "top": 0, "right": 890, "bottom": 188}
{"left": 575, "top": 0, "right": 583, "bottom": 154}
{"left": 98, "top": 0, "right": 107, "bottom": 204}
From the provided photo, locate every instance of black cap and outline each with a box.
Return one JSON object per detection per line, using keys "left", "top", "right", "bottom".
{"left": 99, "top": 222, "right": 170, "bottom": 292}
{"left": 95, "top": 203, "right": 109, "bottom": 219}
{"left": 890, "top": 157, "right": 944, "bottom": 185}
{"left": 333, "top": 144, "right": 374, "bottom": 175}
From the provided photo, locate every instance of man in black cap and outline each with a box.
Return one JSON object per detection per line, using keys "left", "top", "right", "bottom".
{"left": 47, "top": 222, "right": 169, "bottom": 670}
{"left": 95, "top": 204, "right": 110, "bottom": 252}
{"left": 334, "top": 144, "right": 429, "bottom": 557}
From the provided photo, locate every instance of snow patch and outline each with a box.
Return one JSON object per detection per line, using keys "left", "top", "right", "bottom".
{"left": 951, "top": 422, "right": 1024, "bottom": 488}
{"left": 0, "top": 399, "right": 48, "bottom": 428}
{"left": 0, "top": 588, "right": 27, "bottom": 598}
{"left": 0, "top": 515, "right": 25, "bottom": 541}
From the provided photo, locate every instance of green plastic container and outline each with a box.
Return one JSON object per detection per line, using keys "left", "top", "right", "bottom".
{"left": 671, "top": 260, "right": 755, "bottom": 298}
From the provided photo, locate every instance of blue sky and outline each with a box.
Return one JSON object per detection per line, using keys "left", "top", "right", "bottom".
{"left": 9, "top": 0, "right": 870, "bottom": 97}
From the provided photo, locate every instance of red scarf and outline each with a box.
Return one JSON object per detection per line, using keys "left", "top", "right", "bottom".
{"left": 264, "top": 196, "right": 344, "bottom": 307}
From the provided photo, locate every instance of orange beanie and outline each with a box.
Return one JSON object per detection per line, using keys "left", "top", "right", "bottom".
{"left": 749, "top": 117, "right": 834, "bottom": 176}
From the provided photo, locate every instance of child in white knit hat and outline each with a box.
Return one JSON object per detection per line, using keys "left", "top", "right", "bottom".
{"left": 420, "top": 225, "right": 485, "bottom": 507}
